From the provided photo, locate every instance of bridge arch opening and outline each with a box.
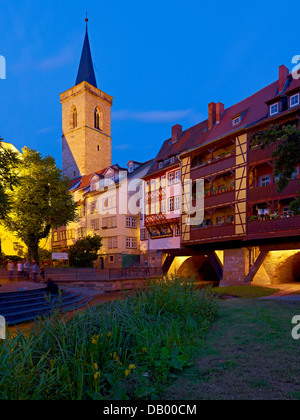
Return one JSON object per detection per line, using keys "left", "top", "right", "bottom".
{"left": 253, "top": 250, "right": 300, "bottom": 285}
{"left": 168, "top": 255, "right": 220, "bottom": 285}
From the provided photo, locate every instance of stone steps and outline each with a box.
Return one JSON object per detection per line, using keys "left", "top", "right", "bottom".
{"left": 0, "top": 288, "right": 93, "bottom": 325}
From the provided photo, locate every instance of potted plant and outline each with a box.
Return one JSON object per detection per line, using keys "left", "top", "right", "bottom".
{"left": 249, "top": 215, "right": 258, "bottom": 221}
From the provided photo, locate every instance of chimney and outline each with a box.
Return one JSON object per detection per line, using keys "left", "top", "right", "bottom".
{"left": 208, "top": 102, "right": 216, "bottom": 130}
{"left": 216, "top": 102, "right": 224, "bottom": 123}
{"left": 172, "top": 124, "right": 182, "bottom": 143}
{"left": 279, "top": 64, "right": 289, "bottom": 92}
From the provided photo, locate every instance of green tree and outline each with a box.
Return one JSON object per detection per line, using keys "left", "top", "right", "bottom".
{"left": 5, "top": 147, "right": 77, "bottom": 263}
{"left": 251, "top": 124, "right": 300, "bottom": 213}
{"left": 0, "top": 139, "right": 20, "bottom": 219}
{"left": 69, "top": 235, "right": 102, "bottom": 268}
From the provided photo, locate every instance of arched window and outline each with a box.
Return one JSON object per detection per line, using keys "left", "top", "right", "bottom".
{"left": 72, "top": 107, "right": 77, "bottom": 129}
{"left": 94, "top": 108, "right": 103, "bottom": 130}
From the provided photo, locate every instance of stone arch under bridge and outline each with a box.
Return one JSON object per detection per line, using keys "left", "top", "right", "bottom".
{"left": 166, "top": 254, "right": 222, "bottom": 285}
{"left": 252, "top": 250, "right": 300, "bottom": 285}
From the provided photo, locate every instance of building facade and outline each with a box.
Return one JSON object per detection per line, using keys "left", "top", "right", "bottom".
{"left": 141, "top": 64, "right": 300, "bottom": 285}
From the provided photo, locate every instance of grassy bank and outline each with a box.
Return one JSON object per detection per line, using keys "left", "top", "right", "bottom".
{"left": 163, "top": 297, "right": 300, "bottom": 400}
{"left": 0, "top": 276, "right": 217, "bottom": 400}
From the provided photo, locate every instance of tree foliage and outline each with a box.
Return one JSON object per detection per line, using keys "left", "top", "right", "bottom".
{"left": 5, "top": 147, "right": 78, "bottom": 263}
{"left": 251, "top": 124, "right": 300, "bottom": 213}
{"left": 69, "top": 235, "right": 102, "bottom": 268}
{"left": 0, "top": 139, "right": 20, "bottom": 219}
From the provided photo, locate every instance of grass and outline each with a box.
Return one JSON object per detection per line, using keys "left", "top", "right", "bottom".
{"left": 212, "top": 285, "right": 280, "bottom": 298}
{"left": 0, "top": 275, "right": 217, "bottom": 400}
{"left": 163, "top": 297, "right": 300, "bottom": 400}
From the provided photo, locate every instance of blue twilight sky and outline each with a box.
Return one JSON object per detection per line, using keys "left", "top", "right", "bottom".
{"left": 0, "top": 0, "right": 299, "bottom": 171}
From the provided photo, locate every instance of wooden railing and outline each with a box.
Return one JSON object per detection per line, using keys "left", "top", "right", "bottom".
{"left": 204, "top": 188, "right": 235, "bottom": 208}
{"left": 190, "top": 223, "right": 235, "bottom": 242}
{"left": 248, "top": 179, "right": 300, "bottom": 202}
{"left": 247, "top": 215, "right": 300, "bottom": 235}
{"left": 191, "top": 155, "right": 235, "bottom": 178}
{"left": 248, "top": 144, "right": 277, "bottom": 164}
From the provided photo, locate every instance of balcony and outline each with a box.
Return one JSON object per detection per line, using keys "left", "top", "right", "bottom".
{"left": 189, "top": 222, "right": 236, "bottom": 243}
{"left": 191, "top": 153, "right": 235, "bottom": 178}
{"left": 204, "top": 186, "right": 235, "bottom": 208}
{"left": 247, "top": 214, "right": 300, "bottom": 238}
{"left": 248, "top": 179, "right": 300, "bottom": 202}
{"left": 248, "top": 144, "right": 277, "bottom": 164}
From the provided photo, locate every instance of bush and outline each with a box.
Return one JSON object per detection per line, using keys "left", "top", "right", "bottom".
{"left": 0, "top": 275, "right": 217, "bottom": 400}
{"left": 69, "top": 235, "right": 102, "bottom": 268}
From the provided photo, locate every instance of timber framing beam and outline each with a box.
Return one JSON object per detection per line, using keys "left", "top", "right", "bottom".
{"left": 244, "top": 250, "right": 268, "bottom": 284}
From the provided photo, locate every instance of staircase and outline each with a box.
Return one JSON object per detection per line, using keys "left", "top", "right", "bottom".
{"left": 0, "top": 288, "right": 93, "bottom": 325}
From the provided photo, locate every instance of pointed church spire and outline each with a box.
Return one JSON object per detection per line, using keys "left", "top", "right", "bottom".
{"left": 76, "top": 16, "right": 97, "bottom": 88}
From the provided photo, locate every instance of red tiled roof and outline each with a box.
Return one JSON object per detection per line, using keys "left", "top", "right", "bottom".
{"left": 146, "top": 119, "right": 209, "bottom": 176}
{"left": 146, "top": 72, "right": 300, "bottom": 177}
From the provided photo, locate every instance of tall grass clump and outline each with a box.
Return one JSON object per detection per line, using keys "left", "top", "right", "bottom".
{"left": 0, "top": 275, "right": 217, "bottom": 400}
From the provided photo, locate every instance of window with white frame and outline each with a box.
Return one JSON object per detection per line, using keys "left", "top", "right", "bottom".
{"left": 145, "top": 181, "right": 150, "bottom": 193}
{"left": 151, "top": 202, "right": 155, "bottom": 215}
{"left": 91, "top": 202, "right": 97, "bottom": 214}
{"left": 290, "top": 93, "right": 300, "bottom": 108}
{"left": 53, "top": 231, "right": 58, "bottom": 242}
{"left": 168, "top": 172, "right": 174, "bottom": 185}
{"left": 126, "top": 237, "right": 137, "bottom": 249}
{"left": 232, "top": 115, "right": 241, "bottom": 126}
{"left": 174, "top": 170, "right": 180, "bottom": 184}
{"left": 67, "top": 229, "right": 75, "bottom": 239}
{"left": 270, "top": 103, "right": 279, "bottom": 116}
{"left": 174, "top": 195, "right": 181, "bottom": 210}
{"left": 105, "top": 174, "right": 114, "bottom": 186}
{"left": 108, "top": 237, "right": 117, "bottom": 249}
{"left": 102, "top": 195, "right": 116, "bottom": 210}
{"left": 145, "top": 204, "right": 150, "bottom": 216}
{"left": 259, "top": 175, "right": 271, "bottom": 187}
{"left": 126, "top": 216, "right": 137, "bottom": 228}
{"left": 77, "top": 227, "right": 86, "bottom": 238}
{"left": 175, "top": 225, "right": 180, "bottom": 236}
{"left": 103, "top": 216, "right": 117, "bottom": 228}
{"left": 168, "top": 197, "right": 174, "bottom": 211}
{"left": 91, "top": 219, "right": 99, "bottom": 230}
{"left": 151, "top": 179, "right": 156, "bottom": 191}
{"left": 161, "top": 175, "right": 166, "bottom": 188}
{"left": 161, "top": 200, "right": 166, "bottom": 213}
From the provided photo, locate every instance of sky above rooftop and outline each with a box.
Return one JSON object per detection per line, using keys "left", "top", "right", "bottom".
{"left": 0, "top": 0, "right": 299, "bottom": 170}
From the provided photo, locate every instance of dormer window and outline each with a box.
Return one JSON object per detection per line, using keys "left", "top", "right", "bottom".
{"left": 158, "top": 161, "right": 163, "bottom": 169}
{"left": 290, "top": 93, "right": 299, "bottom": 108}
{"left": 232, "top": 115, "right": 241, "bottom": 126}
{"left": 105, "top": 174, "right": 114, "bottom": 186}
{"left": 128, "top": 166, "right": 134, "bottom": 173}
{"left": 270, "top": 103, "right": 279, "bottom": 116}
{"left": 170, "top": 156, "right": 175, "bottom": 164}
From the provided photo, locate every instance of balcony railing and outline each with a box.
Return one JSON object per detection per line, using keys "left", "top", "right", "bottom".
{"left": 191, "top": 153, "right": 235, "bottom": 178}
{"left": 248, "top": 143, "right": 277, "bottom": 164}
{"left": 247, "top": 214, "right": 300, "bottom": 235}
{"left": 248, "top": 179, "right": 300, "bottom": 202}
{"left": 189, "top": 222, "right": 236, "bottom": 242}
{"left": 204, "top": 186, "right": 235, "bottom": 208}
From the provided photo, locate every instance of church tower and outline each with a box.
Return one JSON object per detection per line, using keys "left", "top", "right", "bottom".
{"left": 60, "top": 18, "right": 113, "bottom": 179}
